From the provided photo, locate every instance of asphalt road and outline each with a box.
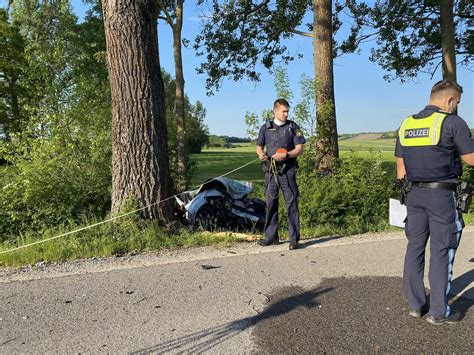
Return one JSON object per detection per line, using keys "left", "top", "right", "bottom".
{"left": 1, "top": 229, "right": 472, "bottom": 353}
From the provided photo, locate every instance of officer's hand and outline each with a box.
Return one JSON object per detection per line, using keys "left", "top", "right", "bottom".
{"left": 272, "top": 153, "right": 286, "bottom": 161}
{"left": 259, "top": 154, "right": 268, "bottom": 161}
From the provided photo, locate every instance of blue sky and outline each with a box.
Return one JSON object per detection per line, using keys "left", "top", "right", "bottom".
{"left": 156, "top": 2, "right": 472, "bottom": 137}
{"left": 4, "top": 1, "right": 473, "bottom": 137}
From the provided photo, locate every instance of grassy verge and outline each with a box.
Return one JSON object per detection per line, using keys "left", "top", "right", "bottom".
{"left": 0, "top": 217, "right": 257, "bottom": 267}
{"left": 2, "top": 139, "right": 472, "bottom": 268}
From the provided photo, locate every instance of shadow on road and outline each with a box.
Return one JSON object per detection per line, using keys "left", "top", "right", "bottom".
{"left": 130, "top": 287, "right": 333, "bottom": 354}
{"left": 298, "top": 235, "right": 346, "bottom": 249}
{"left": 450, "top": 266, "right": 473, "bottom": 319}
{"left": 132, "top": 267, "right": 473, "bottom": 353}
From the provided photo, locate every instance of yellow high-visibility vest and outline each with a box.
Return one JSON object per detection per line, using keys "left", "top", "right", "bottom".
{"left": 399, "top": 112, "right": 448, "bottom": 147}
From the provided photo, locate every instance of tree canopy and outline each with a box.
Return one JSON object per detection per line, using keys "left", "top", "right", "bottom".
{"left": 343, "top": 0, "right": 473, "bottom": 81}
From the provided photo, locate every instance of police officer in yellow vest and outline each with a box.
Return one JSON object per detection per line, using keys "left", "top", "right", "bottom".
{"left": 396, "top": 80, "right": 474, "bottom": 325}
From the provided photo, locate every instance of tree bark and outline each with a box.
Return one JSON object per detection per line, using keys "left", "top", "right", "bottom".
{"left": 173, "top": 0, "right": 187, "bottom": 189}
{"left": 102, "top": 0, "right": 174, "bottom": 222}
{"left": 440, "top": 0, "right": 457, "bottom": 82}
{"left": 313, "top": 0, "right": 339, "bottom": 174}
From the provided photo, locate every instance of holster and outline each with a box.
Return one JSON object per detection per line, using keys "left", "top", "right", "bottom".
{"left": 394, "top": 178, "right": 412, "bottom": 205}
{"left": 456, "top": 182, "right": 473, "bottom": 213}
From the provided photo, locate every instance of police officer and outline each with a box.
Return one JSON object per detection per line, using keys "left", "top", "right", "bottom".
{"left": 395, "top": 80, "right": 474, "bottom": 325}
{"left": 256, "top": 98, "right": 306, "bottom": 250}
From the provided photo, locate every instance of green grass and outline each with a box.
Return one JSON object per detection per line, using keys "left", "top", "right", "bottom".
{"left": 190, "top": 139, "right": 398, "bottom": 186}
{"left": 190, "top": 149, "right": 260, "bottom": 187}
{"left": 339, "top": 138, "right": 396, "bottom": 151}
{"left": 2, "top": 136, "right": 472, "bottom": 268}
{"left": 0, "top": 217, "right": 259, "bottom": 267}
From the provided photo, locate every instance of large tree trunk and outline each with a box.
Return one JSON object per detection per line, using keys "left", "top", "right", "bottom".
{"left": 173, "top": 0, "right": 187, "bottom": 189}
{"left": 102, "top": 0, "right": 174, "bottom": 222}
{"left": 440, "top": 0, "right": 456, "bottom": 82}
{"left": 313, "top": 0, "right": 338, "bottom": 174}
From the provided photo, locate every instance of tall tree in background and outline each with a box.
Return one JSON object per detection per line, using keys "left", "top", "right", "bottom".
{"left": 195, "top": 0, "right": 346, "bottom": 173}
{"left": 343, "top": 0, "right": 472, "bottom": 82}
{"left": 158, "top": 0, "right": 188, "bottom": 189}
{"left": 440, "top": 0, "right": 457, "bottom": 81}
{"left": 0, "top": 8, "right": 26, "bottom": 141}
{"left": 102, "top": 0, "right": 174, "bottom": 222}
{"left": 244, "top": 67, "right": 316, "bottom": 139}
{"left": 313, "top": 0, "right": 338, "bottom": 173}
{"left": 162, "top": 69, "right": 209, "bottom": 187}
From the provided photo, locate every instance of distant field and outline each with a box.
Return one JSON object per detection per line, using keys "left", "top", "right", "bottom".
{"left": 345, "top": 133, "right": 384, "bottom": 141}
{"left": 339, "top": 138, "right": 396, "bottom": 151}
{"left": 190, "top": 138, "right": 397, "bottom": 186}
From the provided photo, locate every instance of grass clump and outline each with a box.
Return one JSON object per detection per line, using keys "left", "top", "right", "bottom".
{"left": 0, "top": 213, "right": 251, "bottom": 267}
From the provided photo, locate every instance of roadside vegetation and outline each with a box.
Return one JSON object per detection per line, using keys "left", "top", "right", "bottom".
{"left": 1, "top": 1, "right": 472, "bottom": 267}
{"left": 3, "top": 137, "right": 473, "bottom": 267}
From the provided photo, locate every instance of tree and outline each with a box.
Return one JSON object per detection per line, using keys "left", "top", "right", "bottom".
{"left": 440, "top": 0, "right": 457, "bottom": 81}
{"left": 1, "top": 0, "right": 114, "bottom": 235}
{"left": 244, "top": 67, "right": 316, "bottom": 139}
{"left": 102, "top": 0, "right": 174, "bottom": 222}
{"left": 343, "top": 0, "right": 473, "bottom": 81}
{"left": 187, "top": 100, "right": 209, "bottom": 154}
{"left": 313, "top": 0, "right": 338, "bottom": 173}
{"left": 158, "top": 0, "right": 188, "bottom": 189}
{"left": 162, "top": 70, "right": 209, "bottom": 167}
{"left": 195, "top": 0, "right": 343, "bottom": 172}
{"left": 294, "top": 74, "right": 316, "bottom": 137}
{"left": 0, "top": 9, "right": 26, "bottom": 141}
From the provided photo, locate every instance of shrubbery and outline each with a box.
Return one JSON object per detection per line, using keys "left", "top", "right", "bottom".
{"left": 0, "top": 125, "right": 112, "bottom": 241}
{"left": 268, "top": 140, "right": 397, "bottom": 235}
{"left": 297, "top": 152, "right": 395, "bottom": 234}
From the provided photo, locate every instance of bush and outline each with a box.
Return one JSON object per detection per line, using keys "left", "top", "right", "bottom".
{"left": 0, "top": 127, "right": 112, "bottom": 241}
{"left": 301, "top": 154, "right": 393, "bottom": 234}
{"left": 273, "top": 146, "right": 396, "bottom": 236}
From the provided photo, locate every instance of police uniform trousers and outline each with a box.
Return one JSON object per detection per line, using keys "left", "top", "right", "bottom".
{"left": 263, "top": 169, "right": 300, "bottom": 244}
{"left": 404, "top": 186, "right": 463, "bottom": 319}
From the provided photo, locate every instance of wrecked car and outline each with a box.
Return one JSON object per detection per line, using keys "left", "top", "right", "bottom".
{"left": 175, "top": 177, "right": 265, "bottom": 232}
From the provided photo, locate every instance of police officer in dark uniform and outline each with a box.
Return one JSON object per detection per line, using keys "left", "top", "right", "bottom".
{"left": 395, "top": 80, "right": 474, "bottom": 325}
{"left": 256, "top": 98, "right": 306, "bottom": 250}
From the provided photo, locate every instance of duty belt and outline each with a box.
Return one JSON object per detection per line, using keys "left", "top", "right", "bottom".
{"left": 411, "top": 181, "right": 458, "bottom": 192}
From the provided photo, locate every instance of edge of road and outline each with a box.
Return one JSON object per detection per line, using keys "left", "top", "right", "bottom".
{"left": 2, "top": 226, "right": 474, "bottom": 284}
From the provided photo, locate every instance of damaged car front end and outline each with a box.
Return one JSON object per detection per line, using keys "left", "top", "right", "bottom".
{"left": 175, "top": 177, "right": 265, "bottom": 232}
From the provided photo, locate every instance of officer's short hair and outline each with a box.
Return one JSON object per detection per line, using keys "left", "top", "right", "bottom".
{"left": 430, "top": 80, "right": 463, "bottom": 98}
{"left": 273, "top": 98, "right": 290, "bottom": 109}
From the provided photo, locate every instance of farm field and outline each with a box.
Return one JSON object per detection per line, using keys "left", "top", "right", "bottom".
{"left": 190, "top": 137, "right": 397, "bottom": 186}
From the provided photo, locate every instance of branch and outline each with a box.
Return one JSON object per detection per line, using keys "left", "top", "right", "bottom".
{"left": 352, "top": 31, "right": 379, "bottom": 46}
{"left": 158, "top": 15, "right": 173, "bottom": 26}
{"left": 429, "top": 60, "right": 442, "bottom": 80}
{"left": 156, "top": 1, "right": 174, "bottom": 27}
{"left": 236, "top": 1, "right": 270, "bottom": 17}
{"left": 457, "top": 13, "right": 474, "bottom": 19}
{"left": 292, "top": 29, "right": 314, "bottom": 38}
{"left": 423, "top": 53, "right": 442, "bottom": 65}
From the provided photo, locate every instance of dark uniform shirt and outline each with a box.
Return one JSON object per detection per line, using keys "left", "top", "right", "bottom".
{"left": 256, "top": 120, "right": 306, "bottom": 157}
{"left": 395, "top": 105, "right": 474, "bottom": 183}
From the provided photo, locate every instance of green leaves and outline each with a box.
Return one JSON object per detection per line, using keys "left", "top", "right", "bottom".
{"left": 297, "top": 150, "right": 394, "bottom": 233}
{"left": 344, "top": 0, "right": 473, "bottom": 81}
{"left": 0, "top": 1, "right": 112, "bottom": 238}
{"left": 194, "top": 0, "right": 309, "bottom": 94}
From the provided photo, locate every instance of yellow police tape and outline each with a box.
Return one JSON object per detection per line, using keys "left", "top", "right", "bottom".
{"left": 0, "top": 158, "right": 260, "bottom": 255}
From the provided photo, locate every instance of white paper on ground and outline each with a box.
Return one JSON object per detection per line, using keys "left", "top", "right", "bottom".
{"left": 389, "top": 198, "right": 407, "bottom": 228}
